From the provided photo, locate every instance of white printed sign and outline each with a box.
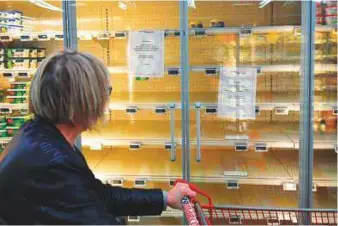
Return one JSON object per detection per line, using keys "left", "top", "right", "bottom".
{"left": 128, "top": 30, "right": 164, "bottom": 78}
{"left": 217, "top": 67, "right": 257, "bottom": 120}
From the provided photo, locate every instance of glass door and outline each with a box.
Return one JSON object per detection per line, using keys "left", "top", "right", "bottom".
{"left": 312, "top": 0, "right": 337, "bottom": 208}
{"left": 76, "top": 1, "right": 183, "bottom": 224}
{"left": 187, "top": 1, "right": 337, "bottom": 213}
{"left": 0, "top": 1, "right": 64, "bottom": 155}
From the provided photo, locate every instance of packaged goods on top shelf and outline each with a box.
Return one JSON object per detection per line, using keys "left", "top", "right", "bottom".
{"left": 190, "top": 20, "right": 225, "bottom": 29}
{"left": 210, "top": 20, "right": 225, "bottom": 28}
{"left": 316, "top": 1, "right": 337, "bottom": 25}
{"left": 0, "top": 11, "right": 23, "bottom": 33}
{"left": 0, "top": 11, "right": 33, "bottom": 33}
{"left": 317, "top": 2, "right": 325, "bottom": 25}
{"left": 0, "top": 11, "right": 22, "bottom": 19}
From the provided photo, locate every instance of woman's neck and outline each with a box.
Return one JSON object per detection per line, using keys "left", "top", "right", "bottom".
{"left": 55, "top": 124, "right": 82, "bottom": 146}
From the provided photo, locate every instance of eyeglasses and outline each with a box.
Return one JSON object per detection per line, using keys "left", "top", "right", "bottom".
{"left": 108, "top": 86, "right": 112, "bottom": 95}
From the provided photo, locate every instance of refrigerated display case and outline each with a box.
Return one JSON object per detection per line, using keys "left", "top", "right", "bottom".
{"left": 186, "top": 1, "right": 336, "bottom": 219}
{"left": 75, "top": 1, "right": 337, "bottom": 224}
{"left": 0, "top": 0, "right": 336, "bottom": 225}
{"left": 0, "top": 1, "right": 64, "bottom": 152}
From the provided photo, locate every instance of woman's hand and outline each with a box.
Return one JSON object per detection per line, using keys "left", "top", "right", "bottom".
{"left": 167, "top": 182, "right": 197, "bottom": 209}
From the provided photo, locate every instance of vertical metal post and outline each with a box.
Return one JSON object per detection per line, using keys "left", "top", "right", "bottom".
{"left": 62, "top": 0, "right": 81, "bottom": 150}
{"left": 62, "top": 0, "right": 78, "bottom": 50}
{"left": 180, "top": 1, "right": 190, "bottom": 225}
{"left": 299, "top": 1, "right": 315, "bottom": 222}
{"left": 170, "top": 104, "right": 176, "bottom": 161}
{"left": 180, "top": 0, "right": 190, "bottom": 182}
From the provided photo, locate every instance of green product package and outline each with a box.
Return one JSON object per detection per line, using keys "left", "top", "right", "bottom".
{"left": 14, "top": 98, "right": 25, "bottom": 104}
{"left": 6, "top": 49, "right": 14, "bottom": 58}
{"left": 6, "top": 59, "right": 14, "bottom": 69}
{"left": 17, "top": 84, "right": 27, "bottom": 89}
{"left": 12, "top": 118, "right": 25, "bottom": 127}
{"left": 136, "top": 77, "right": 149, "bottom": 81}
{"left": 0, "top": 116, "right": 6, "bottom": 124}
{"left": 0, "top": 90, "right": 4, "bottom": 102}
{"left": 6, "top": 117, "right": 24, "bottom": 127}
{"left": 15, "top": 90, "right": 26, "bottom": 97}
{"left": 6, "top": 128, "right": 18, "bottom": 137}
{"left": 0, "top": 123, "right": 6, "bottom": 130}
{"left": 0, "top": 130, "right": 7, "bottom": 138}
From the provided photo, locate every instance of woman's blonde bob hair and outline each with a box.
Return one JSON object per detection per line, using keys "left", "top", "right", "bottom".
{"left": 29, "top": 50, "right": 110, "bottom": 129}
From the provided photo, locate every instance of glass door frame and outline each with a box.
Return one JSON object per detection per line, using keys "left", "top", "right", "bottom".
{"left": 62, "top": 0, "right": 81, "bottom": 150}
{"left": 299, "top": 0, "right": 316, "bottom": 214}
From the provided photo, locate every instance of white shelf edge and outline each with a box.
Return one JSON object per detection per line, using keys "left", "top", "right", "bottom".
{"left": 105, "top": 64, "right": 337, "bottom": 74}
{"left": 80, "top": 137, "right": 336, "bottom": 151}
{"left": 0, "top": 69, "right": 35, "bottom": 73}
{"left": 93, "top": 174, "right": 337, "bottom": 188}
{"left": 0, "top": 64, "right": 336, "bottom": 76}
{"left": 199, "top": 102, "right": 337, "bottom": 111}
{"left": 0, "top": 102, "right": 335, "bottom": 112}
{"left": 0, "top": 103, "right": 28, "bottom": 109}
{"left": 0, "top": 25, "right": 335, "bottom": 42}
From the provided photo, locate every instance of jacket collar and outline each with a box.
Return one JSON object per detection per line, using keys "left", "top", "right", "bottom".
{"left": 33, "top": 115, "right": 76, "bottom": 151}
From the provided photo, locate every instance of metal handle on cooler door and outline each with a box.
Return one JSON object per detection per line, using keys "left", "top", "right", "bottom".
{"left": 195, "top": 103, "right": 201, "bottom": 162}
{"left": 169, "top": 104, "right": 176, "bottom": 161}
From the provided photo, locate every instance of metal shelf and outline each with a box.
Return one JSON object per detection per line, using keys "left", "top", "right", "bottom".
{"left": 1, "top": 64, "right": 336, "bottom": 78}
{"left": 0, "top": 69, "right": 35, "bottom": 78}
{"left": 0, "top": 103, "right": 28, "bottom": 110}
{"left": 0, "top": 25, "right": 335, "bottom": 42}
{"left": 199, "top": 102, "right": 337, "bottom": 112}
{"left": 93, "top": 174, "right": 336, "bottom": 188}
{"left": 0, "top": 31, "right": 63, "bottom": 42}
{"left": 0, "top": 101, "right": 335, "bottom": 114}
{"left": 107, "top": 64, "right": 337, "bottom": 74}
{"left": 95, "top": 174, "right": 292, "bottom": 187}
{"left": 80, "top": 137, "right": 336, "bottom": 151}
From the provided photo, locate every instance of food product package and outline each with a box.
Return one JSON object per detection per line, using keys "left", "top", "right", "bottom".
{"left": 37, "top": 48, "right": 46, "bottom": 58}
{"left": 29, "top": 59, "right": 37, "bottom": 69}
{"left": 10, "top": 82, "right": 28, "bottom": 89}
{"left": 6, "top": 48, "right": 30, "bottom": 58}
{"left": 6, "top": 117, "right": 28, "bottom": 127}
{"left": 29, "top": 49, "right": 38, "bottom": 58}
{"left": 210, "top": 20, "right": 225, "bottom": 28}
{"left": 0, "top": 130, "right": 7, "bottom": 138}
{"left": 6, "top": 127, "right": 19, "bottom": 137}
{"left": 6, "top": 58, "right": 30, "bottom": 69}
{"left": 190, "top": 21, "right": 203, "bottom": 28}
{"left": 0, "top": 116, "right": 6, "bottom": 124}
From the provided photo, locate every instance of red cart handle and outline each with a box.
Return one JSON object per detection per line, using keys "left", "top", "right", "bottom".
{"left": 174, "top": 179, "right": 213, "bottom": 208}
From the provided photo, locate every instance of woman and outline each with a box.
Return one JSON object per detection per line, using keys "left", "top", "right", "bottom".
{"left": 0, "top": 50, "right": 196, "bottom": 224}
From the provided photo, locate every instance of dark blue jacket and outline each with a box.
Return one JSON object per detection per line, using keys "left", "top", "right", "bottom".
{"left": 0, "top": 116, "right": 165, "bottom": 224}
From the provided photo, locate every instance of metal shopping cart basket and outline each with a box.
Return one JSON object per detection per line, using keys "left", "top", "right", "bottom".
{"left": 175, "top": 179, "right": 338, "bottom": 225}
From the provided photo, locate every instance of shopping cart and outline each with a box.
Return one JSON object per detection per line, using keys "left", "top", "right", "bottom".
{"left": 174, "top": 179, "right": 338, "bottom": 225}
